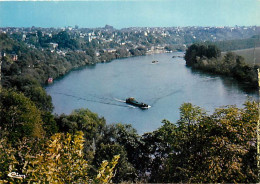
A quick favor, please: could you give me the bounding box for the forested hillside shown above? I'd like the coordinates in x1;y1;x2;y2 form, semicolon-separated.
0;30;258;183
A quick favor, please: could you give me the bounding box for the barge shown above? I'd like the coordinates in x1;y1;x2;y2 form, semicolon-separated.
126;97;150;109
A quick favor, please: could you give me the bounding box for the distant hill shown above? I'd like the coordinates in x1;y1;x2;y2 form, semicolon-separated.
213;35;260;51
222;47;260;65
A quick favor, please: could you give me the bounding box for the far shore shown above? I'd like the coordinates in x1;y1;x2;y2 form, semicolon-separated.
221;47;260;65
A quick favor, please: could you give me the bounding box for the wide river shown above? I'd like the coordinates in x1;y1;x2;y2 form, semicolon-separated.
45;53;258;134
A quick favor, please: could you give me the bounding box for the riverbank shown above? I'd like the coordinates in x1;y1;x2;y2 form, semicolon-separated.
222;47;260;65
185;43;259;89
45;52;258;134
48;48;180;84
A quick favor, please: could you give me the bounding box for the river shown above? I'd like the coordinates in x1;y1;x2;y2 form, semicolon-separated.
45;52;258;134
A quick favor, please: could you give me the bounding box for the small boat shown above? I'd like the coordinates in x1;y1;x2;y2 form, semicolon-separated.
172;56;183;58
126;97;149;109
47;77;53;84
152;60;159;64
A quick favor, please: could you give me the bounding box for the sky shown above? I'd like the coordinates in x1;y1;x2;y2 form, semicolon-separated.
0;0;259;28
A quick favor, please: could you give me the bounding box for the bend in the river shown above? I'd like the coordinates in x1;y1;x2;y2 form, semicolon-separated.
45;52;258;134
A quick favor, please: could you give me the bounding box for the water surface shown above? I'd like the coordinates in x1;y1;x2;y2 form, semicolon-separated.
45;53;258;134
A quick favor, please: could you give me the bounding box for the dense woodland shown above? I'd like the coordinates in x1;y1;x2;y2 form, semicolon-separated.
0;88;257;183
0;33;146;86
0;29;258;183
185;43;259;87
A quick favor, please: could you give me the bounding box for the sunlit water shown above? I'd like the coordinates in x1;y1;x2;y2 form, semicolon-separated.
45;53;258;134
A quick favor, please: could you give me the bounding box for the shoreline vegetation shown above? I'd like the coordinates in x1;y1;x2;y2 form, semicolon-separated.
185;43;259;88
0;26;259;183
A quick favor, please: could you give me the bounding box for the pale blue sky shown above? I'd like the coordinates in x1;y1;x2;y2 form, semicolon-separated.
0;0;259;28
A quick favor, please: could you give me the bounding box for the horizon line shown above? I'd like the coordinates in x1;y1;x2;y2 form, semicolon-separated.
1;25;259;29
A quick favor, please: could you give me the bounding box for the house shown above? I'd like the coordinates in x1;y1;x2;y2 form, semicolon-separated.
56;50;66;56
11;54;18;61
1;52;6;57
106;49;117;53
95;52;100;57
49;43;58;49
22;34;26;41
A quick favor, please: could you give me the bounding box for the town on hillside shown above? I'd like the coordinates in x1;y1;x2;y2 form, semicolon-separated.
1;25;259;60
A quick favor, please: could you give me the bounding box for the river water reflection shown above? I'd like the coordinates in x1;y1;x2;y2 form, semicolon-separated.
45;53;258;134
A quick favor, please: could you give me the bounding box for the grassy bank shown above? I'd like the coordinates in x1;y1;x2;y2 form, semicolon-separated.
185;43;258;88
222;47;260;65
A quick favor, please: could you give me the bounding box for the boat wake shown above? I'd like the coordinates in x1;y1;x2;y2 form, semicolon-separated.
149;89;183;106
114;98;136;108
126;105;137;109
114;98;126;103
53;92;137;109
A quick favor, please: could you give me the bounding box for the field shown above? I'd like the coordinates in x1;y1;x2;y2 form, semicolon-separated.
222;47;260;65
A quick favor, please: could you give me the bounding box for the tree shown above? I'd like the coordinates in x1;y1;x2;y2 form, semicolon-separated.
140;120;177;182
52;31;80;50
6;76;53;112
185;43;221;66
55;108;107;163
116;48;129;58
0;89;45;142
0;131;120;183
93;143;135;183
154;101;257;183
55;108;106;140
85;48;96;57
0;138;18;182
100;124;141;181
41;112;58;137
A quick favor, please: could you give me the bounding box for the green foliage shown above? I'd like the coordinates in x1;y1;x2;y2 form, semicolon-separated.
140;120;177;182
6;76;53;112
178;103;205;126
213;35;260;51
0;86;257;183
0;33;19;52
129;47;146;56
96;124;141;182
0;138;19;182
185;43;258;87
148;100;257;183
1;34;95;91
116;48;129;58
93;144;131;183
95;154;120;184
85;48;96;57
52;31;80;50
24;131;89;183
103;124;141;162
41;112;58;137
164;45;174;51
185;43;221;66
1;29;259;183
55;108;106;163
0;89;45;142
55;108;106;140
0;131;120;183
